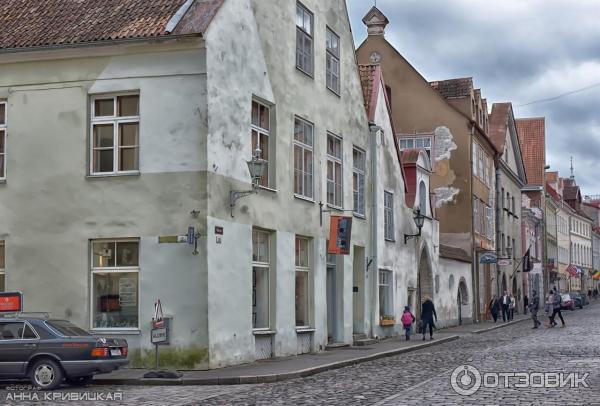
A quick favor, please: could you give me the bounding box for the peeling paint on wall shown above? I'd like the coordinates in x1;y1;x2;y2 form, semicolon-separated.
434;186;460;208
433;126;457;162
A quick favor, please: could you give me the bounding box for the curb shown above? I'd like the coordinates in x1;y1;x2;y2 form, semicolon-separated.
93;335;460;386
471;317;529;334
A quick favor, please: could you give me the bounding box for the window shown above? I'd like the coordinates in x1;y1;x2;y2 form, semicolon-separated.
0;101;5;179
251;100;270;187
91;239;139;329
296;3;313;76
400;136;432;158
378;270;393;319
512;238;516;259
473;198;480;235
419;181;427;215
47;320;89;337
485;205;494;240
353;147;365;216
295;237;311;327
252;229;271;329
384;191;395;241
326;28;340;94
326;133;343;208
90;94;139;175
0;322;27;340
472;143;478;177
294;118;314;199
0;242;4;292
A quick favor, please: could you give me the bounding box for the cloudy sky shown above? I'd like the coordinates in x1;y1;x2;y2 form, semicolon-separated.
348;0;600;195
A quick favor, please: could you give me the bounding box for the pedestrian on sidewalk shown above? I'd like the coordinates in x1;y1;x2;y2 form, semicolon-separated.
548;289;565;328
509;293;516;321
489;296;500;323
594;288;598;300
420;296;437;341
401;306;416;341
529;290;541;329
545;290;555;327
588;289;592;302
523;294;529;315
500;291;510;322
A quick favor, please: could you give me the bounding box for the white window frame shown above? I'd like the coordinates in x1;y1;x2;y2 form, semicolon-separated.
0;101;6;180
472;142;478;178
296;2;314;77
352;147;366;216
90;93;140;176
295;236;311;328
90;238;140;331
326;133;343;209
378;269;393;319
294;117;314;200
384;191;395;241
251;100;271;188
252;229;271;330
0;241;4;292
399;136;432;158
325;27;340;95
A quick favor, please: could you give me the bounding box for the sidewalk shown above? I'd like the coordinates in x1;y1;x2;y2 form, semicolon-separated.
93;315;529;386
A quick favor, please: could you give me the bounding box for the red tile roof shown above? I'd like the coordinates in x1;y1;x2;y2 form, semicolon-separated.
516;117;545;186
0;0;223;50
439;244;472;263
488;103;512;151
546;171;558;183
358;64;380;121
430;77;473;99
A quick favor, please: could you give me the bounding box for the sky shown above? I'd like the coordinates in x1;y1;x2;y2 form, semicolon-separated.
347;0;600;195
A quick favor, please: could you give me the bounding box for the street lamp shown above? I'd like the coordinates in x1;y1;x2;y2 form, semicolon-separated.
229;148;267;217
404;209;426;244
505;246;513;259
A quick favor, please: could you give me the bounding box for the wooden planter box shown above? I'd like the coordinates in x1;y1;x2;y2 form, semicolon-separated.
379;319;395;327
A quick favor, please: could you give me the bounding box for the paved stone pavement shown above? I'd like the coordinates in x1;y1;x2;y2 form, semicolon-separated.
1;305;599;405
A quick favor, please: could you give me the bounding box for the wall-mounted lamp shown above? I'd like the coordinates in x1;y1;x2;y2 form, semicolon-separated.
404;209;426;244
229;148;267;217
505;246;513;259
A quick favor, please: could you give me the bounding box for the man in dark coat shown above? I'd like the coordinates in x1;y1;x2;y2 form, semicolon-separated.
500;291;510;322
421;296;438;340
489;296;500;322
529;290;541;329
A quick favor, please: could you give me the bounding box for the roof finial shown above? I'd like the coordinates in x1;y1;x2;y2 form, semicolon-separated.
363;4;389;36
570;156;575;179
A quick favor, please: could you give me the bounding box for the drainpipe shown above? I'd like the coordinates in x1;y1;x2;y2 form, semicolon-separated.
469;123;478;323
495;163;502;297
369;123;381;339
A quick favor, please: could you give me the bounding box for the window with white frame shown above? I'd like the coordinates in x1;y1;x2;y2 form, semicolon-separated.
296;3;313;76
378;269;393;319
473;198;480;235
0;101;6;179
353;147;365;216
384;191;394;241
294;117;314;199
326;133;343;208
91;239;139;329
399;136;432;158
252;229;271;329
90;94;139;175
251;100;271;187
295;236;311;327
472;143;478;178
325;28;340;94
0;242;4;292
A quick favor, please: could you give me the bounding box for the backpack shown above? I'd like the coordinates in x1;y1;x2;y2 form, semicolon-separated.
401;311;413;326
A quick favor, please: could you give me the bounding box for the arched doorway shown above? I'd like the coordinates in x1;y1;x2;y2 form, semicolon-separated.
501;273;507;294
457;278;469;325
416;248;433;320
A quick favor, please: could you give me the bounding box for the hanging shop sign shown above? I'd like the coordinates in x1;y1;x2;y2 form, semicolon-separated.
479;252;498;264
0;292;23;313
328;216;352;255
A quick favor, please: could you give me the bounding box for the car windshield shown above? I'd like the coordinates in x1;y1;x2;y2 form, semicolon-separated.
562;294;570;300
47;320;91;337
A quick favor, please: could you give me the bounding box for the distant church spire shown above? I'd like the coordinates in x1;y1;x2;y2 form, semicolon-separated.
570;156;575;179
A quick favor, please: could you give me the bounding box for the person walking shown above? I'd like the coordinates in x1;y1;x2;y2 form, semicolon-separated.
545;290;556;327
548;289;565;328
529;290;541;329
523;294;529;315
500;291;510;322
594;288;598;300
420;296;438;341
509;293;516;321
489;296;500;323
401;306;416;341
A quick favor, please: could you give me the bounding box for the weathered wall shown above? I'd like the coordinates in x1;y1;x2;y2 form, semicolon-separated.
438;258;472;327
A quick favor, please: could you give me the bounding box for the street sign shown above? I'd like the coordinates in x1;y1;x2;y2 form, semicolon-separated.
153;300;164;329
187;226;195;245
497;259;511;266
328;216;353;255
480;253;498;264
158;235;188;244
0;292;23;313
151;328;168;344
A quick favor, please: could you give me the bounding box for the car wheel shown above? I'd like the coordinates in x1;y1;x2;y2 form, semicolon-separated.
29;358;63;390
67;375;94;386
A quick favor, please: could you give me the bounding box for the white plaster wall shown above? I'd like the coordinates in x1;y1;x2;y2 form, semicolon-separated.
437;257;472;327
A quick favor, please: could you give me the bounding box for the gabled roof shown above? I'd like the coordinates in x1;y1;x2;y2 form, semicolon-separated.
430;77;473;99
488;103;511;151
516;117;546;186
439;244;472;263
0;0;224;51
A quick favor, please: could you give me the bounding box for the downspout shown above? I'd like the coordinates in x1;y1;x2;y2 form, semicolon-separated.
469;123;478;322
495;161;502;297
369;123;381;339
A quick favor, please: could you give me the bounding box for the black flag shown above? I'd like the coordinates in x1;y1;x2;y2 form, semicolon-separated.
522;249;531;272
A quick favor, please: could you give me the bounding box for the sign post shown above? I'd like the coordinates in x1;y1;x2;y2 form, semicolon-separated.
151;300;169;369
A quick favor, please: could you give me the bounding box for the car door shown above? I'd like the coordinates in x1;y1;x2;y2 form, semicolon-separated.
0;322;39;377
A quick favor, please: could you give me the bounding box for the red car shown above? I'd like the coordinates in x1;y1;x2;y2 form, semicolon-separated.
561;294;575;311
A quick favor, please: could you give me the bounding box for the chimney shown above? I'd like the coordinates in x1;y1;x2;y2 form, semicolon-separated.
362;6;389;36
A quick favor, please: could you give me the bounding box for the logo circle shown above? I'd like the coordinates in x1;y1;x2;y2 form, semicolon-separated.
450;365;482;396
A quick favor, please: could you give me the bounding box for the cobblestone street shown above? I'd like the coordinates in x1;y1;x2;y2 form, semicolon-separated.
2;305;599;405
